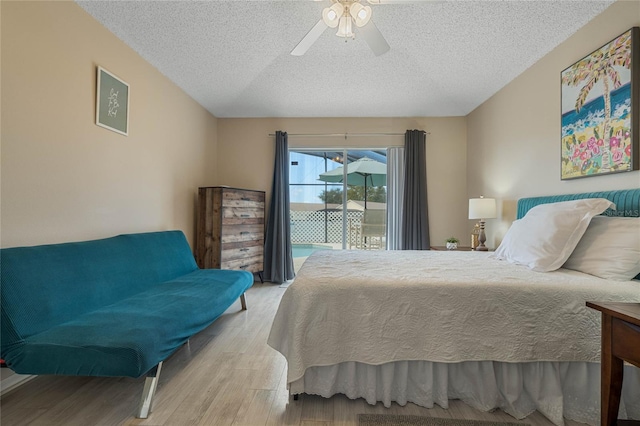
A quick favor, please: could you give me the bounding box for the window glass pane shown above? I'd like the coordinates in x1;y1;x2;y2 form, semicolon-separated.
289;149;388;270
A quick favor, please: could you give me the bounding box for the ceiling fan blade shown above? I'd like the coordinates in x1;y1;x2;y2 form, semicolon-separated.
358;20;390;56
291;19;328;56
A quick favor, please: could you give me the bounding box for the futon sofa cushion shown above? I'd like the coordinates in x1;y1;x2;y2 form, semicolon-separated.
1;232;200;341
1;231;254;379
4;269;250;377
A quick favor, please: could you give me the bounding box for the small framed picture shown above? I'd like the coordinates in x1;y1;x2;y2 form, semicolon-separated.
96;66;129;136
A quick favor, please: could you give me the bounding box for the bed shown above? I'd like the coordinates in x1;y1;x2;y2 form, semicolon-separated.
267;189;640;425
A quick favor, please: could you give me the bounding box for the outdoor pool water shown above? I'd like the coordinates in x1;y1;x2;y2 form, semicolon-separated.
292;244;332;258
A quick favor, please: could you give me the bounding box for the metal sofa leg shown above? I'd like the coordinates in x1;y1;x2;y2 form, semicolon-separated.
240;293;247;310
137;362;163;419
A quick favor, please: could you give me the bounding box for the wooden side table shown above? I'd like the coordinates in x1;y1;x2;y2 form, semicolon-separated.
430;246;474;251
430;246;492;252
586;302;640;426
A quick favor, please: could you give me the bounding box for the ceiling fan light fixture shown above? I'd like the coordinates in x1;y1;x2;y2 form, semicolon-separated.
322;3;344;28
350;3;372;27
336;16;354;38
292;0;389;57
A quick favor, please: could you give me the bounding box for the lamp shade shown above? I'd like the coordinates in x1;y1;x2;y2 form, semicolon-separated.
350;3;372;27
336;15;354;38
322;3;344;28
469;197;497;219
336;16;354;37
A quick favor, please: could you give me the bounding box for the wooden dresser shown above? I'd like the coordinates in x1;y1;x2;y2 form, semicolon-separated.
195;187;265;280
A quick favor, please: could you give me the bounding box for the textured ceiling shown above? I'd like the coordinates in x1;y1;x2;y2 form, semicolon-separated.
77;0;614;118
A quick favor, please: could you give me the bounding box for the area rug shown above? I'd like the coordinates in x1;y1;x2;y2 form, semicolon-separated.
358;414;527;426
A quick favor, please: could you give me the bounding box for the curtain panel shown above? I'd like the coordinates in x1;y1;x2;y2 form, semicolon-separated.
401;130;430;250
386;147;405;250
263;131;295;283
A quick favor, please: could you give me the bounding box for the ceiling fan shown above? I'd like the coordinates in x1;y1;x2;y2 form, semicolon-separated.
291;0;391;57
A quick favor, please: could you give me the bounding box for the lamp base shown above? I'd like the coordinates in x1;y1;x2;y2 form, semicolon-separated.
475;219;488;251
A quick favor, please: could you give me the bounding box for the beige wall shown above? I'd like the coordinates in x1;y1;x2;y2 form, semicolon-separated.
467;0;640;248
217;117;468;246
5;1;635;254
1;1;218;248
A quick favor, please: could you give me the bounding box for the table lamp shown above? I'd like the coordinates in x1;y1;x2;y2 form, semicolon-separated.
468;196;497;251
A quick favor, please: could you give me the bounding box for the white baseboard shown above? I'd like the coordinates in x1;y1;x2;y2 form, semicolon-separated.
1;373;35;396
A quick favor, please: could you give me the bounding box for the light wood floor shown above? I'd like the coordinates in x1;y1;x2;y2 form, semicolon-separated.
0;283;584;426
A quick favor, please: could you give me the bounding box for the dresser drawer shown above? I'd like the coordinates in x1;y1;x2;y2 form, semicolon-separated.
221;225;263;243
222;190;265;209
221;241;263;261
221;255;263;273
222;207;264;225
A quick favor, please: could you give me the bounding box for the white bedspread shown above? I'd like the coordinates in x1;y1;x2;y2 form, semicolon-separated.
267;250;640;384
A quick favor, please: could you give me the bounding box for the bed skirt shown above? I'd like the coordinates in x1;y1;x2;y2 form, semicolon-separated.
289;360;640;426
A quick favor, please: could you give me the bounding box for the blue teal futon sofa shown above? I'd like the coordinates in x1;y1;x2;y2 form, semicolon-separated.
0;230;253;418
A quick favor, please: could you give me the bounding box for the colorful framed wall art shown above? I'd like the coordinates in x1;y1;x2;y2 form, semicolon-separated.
561;27;639;180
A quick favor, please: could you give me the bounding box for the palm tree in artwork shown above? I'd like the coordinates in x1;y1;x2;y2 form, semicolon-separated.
561;30;632;169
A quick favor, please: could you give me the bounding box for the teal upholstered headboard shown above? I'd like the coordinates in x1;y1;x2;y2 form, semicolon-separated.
516;188;640;219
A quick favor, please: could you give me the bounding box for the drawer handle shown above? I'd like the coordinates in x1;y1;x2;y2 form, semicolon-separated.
240;214;250;218
240;265;248;269
240;231;249;235
240;248;249;252
241;197;251;201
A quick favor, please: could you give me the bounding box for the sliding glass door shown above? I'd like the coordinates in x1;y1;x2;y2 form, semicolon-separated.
289;149;387;261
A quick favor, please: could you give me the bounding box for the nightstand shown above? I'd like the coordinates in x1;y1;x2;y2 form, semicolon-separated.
586;302;640;426
430;246;474;251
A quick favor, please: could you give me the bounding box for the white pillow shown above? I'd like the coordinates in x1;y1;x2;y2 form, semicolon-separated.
492;198;615;272
562;216;640;281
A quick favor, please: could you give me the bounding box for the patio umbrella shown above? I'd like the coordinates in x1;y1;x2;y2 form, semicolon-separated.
318;157;387;209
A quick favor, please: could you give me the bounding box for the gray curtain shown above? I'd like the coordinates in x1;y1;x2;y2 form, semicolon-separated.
401;130;430;250
386;147;405;250
263;131;295;283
